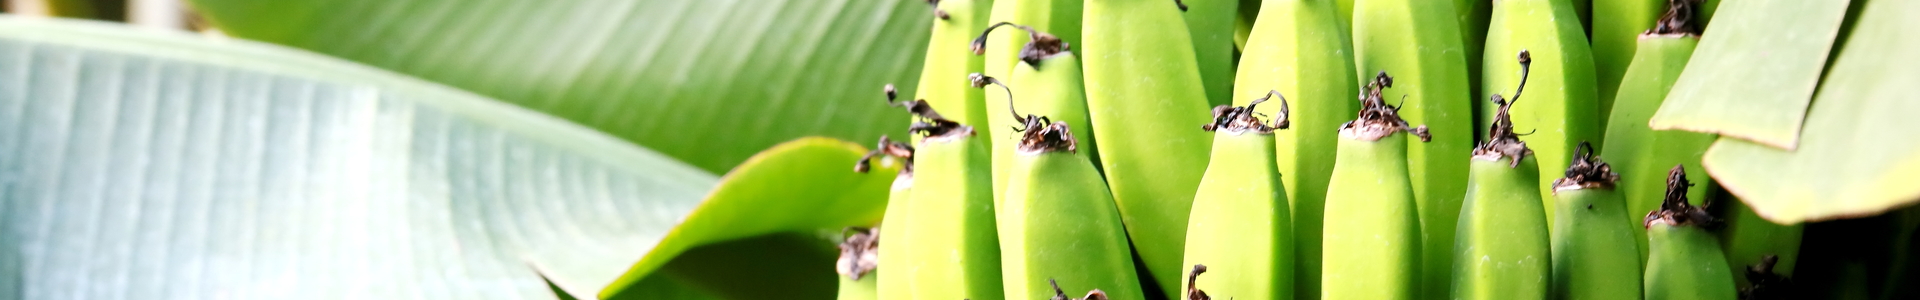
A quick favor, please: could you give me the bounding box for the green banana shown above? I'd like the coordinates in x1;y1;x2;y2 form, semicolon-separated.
1083;0;1217;295
972;23;1097;213
1233;0;1260;50
1352;0;1475;298
981;0;1082;198
1232;0;1357;298
1451;56;1550;300
1594;10;1712;265
914;0;996;130
1481;0;1602;224
857;86;918;300
902;118;1004;299
1716;200;1802;291
1181;91;1294;300
1589;0;1665;125
1180;0;1240;108
990;75;1145;300
1642;166;1738;300
836;227;881;300
1548;145;1644;300
1322;73;1429;300
1453;0;1490;131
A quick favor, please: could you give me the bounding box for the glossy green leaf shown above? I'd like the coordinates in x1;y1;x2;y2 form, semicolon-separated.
1702;0;1920;223
0;17;719;299
600;137;899;299
186;0;934;174
1649;0;1851;149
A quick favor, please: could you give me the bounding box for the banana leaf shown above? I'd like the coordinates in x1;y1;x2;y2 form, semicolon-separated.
1649;0;1851;149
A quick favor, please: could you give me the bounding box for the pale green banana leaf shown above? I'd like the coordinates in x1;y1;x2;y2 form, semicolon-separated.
184;0;933;174
0;16;733;299
1702;0;1920;223
1649;0;1851;149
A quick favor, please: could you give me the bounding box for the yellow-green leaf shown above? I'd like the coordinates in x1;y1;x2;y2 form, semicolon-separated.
1649;0;1851;149
1703;0;1920;223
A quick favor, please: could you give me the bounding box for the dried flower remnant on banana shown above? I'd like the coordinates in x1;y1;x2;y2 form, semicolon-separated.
1048;279;1113;300
1184;264;1211;300
1342;71;1431;142
1644;165;1719;228
971;73;1076;154
1649;0;1700;35
1739;255;1797;300
1553;142;1618;191
836;227;881;280
882;82;969;139
1203;91;1290;134
1476;51;1536;167
971;22;1070;67
854;85;920;177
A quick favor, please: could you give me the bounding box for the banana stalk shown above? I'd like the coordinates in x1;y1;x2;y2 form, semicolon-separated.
994;76;1145;300
1180;0;1240;107
1595;8;1711;265
973;23;1097;211
1182;91;1294;300
982;0;1082;197
836;227;881;300
1481;0;1602;224
914;0;996;131
1322;73;1429;300
1549;146;1644;300
1352;0;1475;298
1642;166;1738;300
1589;0;1664;124
1233;1;1357;298
1083;0;1218;295
1451;57;1550;300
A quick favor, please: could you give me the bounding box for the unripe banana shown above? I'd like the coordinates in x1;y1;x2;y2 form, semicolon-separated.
994;76;1145;300
970;24;1097;214
1549;146;1644;300
1180;0;1240;108
1232;1;1357;298
1642;166;1738;300
902;123;1004;300
1716;200;1802;291
1453;0;1490;128
1589;0;1664;123
858;86;918;300
837;227;881;300
1181;91;1294;300
914;0;996;130
1322;73;1429;300
1083;0;1218;295
1481;0;1602;225
1352;1;1475;298
1594;10;1711;265
1450;58;1550;300
982;0;1081;183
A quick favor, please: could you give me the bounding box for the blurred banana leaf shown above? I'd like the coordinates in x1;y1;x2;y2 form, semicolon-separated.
0;17;726;299
1702;0;1920;224
1649;0;1851;149
186;0;934;174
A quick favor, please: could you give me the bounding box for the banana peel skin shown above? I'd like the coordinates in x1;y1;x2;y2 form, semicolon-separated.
1182;91;1295;300
1549;150;1645;300
1321;73;1429;300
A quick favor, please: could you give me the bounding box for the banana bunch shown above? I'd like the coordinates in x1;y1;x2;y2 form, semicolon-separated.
872;83;1006;300
1083;0;1217;295
1232;1;1357;298
1350;1;1476;298
1322;72;1429;300
1182;91;1294;300
1179;0;1239;108
1642;166;1738;300
1480;0;1602;224
1450;52;1550;300
1590;0;1665;124
989;72;1145;300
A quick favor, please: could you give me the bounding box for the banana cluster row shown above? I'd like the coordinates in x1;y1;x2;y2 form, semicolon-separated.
833;0;1791;299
